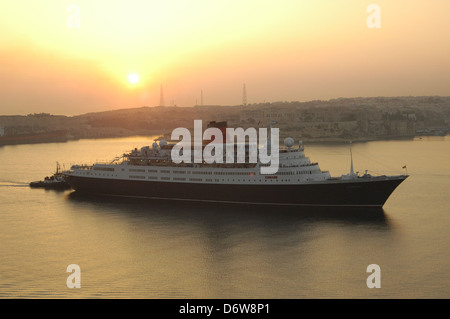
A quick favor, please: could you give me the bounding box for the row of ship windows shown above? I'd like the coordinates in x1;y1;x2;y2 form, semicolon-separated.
127;169;316;175
81;170;318;177
93;167;115;172
131;176;303;182
95;161;312;174
78;171;321;181
120;175;209;182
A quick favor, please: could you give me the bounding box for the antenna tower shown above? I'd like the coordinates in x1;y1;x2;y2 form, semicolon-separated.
242;83;247;106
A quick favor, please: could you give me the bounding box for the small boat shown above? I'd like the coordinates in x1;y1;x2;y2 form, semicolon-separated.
30;162;71;190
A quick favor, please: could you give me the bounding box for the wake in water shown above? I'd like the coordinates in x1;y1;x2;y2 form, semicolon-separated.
0;180;29;187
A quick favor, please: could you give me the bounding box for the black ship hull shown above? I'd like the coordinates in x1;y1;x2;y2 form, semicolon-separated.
64;175;408;207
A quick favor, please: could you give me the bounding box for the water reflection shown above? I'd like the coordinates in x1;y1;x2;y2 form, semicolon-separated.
66;191;390;230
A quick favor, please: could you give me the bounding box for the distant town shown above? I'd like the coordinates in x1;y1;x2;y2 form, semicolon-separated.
1;96;449;145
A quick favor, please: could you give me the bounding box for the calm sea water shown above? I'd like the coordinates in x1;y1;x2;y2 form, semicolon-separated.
0;136;449;298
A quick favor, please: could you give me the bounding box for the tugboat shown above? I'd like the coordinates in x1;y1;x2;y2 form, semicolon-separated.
30;162;71;190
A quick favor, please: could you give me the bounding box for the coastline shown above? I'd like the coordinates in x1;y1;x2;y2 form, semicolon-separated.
1;131;447;147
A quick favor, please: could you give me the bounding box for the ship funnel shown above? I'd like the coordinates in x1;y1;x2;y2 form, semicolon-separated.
205;121;228;144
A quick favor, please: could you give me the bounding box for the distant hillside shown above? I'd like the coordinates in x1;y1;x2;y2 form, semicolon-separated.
1;96;449;142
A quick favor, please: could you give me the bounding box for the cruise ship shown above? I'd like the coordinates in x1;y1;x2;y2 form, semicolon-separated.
63;122;408;207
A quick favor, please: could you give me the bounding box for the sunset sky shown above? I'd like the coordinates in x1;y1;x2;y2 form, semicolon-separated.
1;0;449;115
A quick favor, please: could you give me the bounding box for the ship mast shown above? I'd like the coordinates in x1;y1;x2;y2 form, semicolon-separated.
349;141;354;175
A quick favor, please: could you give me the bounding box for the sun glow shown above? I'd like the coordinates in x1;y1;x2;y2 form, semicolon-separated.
128;73;140;84
0;1;449;114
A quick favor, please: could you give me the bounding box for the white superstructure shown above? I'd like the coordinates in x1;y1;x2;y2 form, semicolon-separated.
68;139;331;185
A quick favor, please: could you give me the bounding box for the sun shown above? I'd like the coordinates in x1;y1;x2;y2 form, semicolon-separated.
128;73;140;84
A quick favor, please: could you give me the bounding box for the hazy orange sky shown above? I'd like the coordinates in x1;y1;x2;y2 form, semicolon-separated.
1;0;449;115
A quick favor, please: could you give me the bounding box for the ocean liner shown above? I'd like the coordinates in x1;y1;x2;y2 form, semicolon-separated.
63;121;408;207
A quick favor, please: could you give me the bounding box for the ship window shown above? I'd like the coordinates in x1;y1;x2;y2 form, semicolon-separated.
192;171;212;175
94;167;115;172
